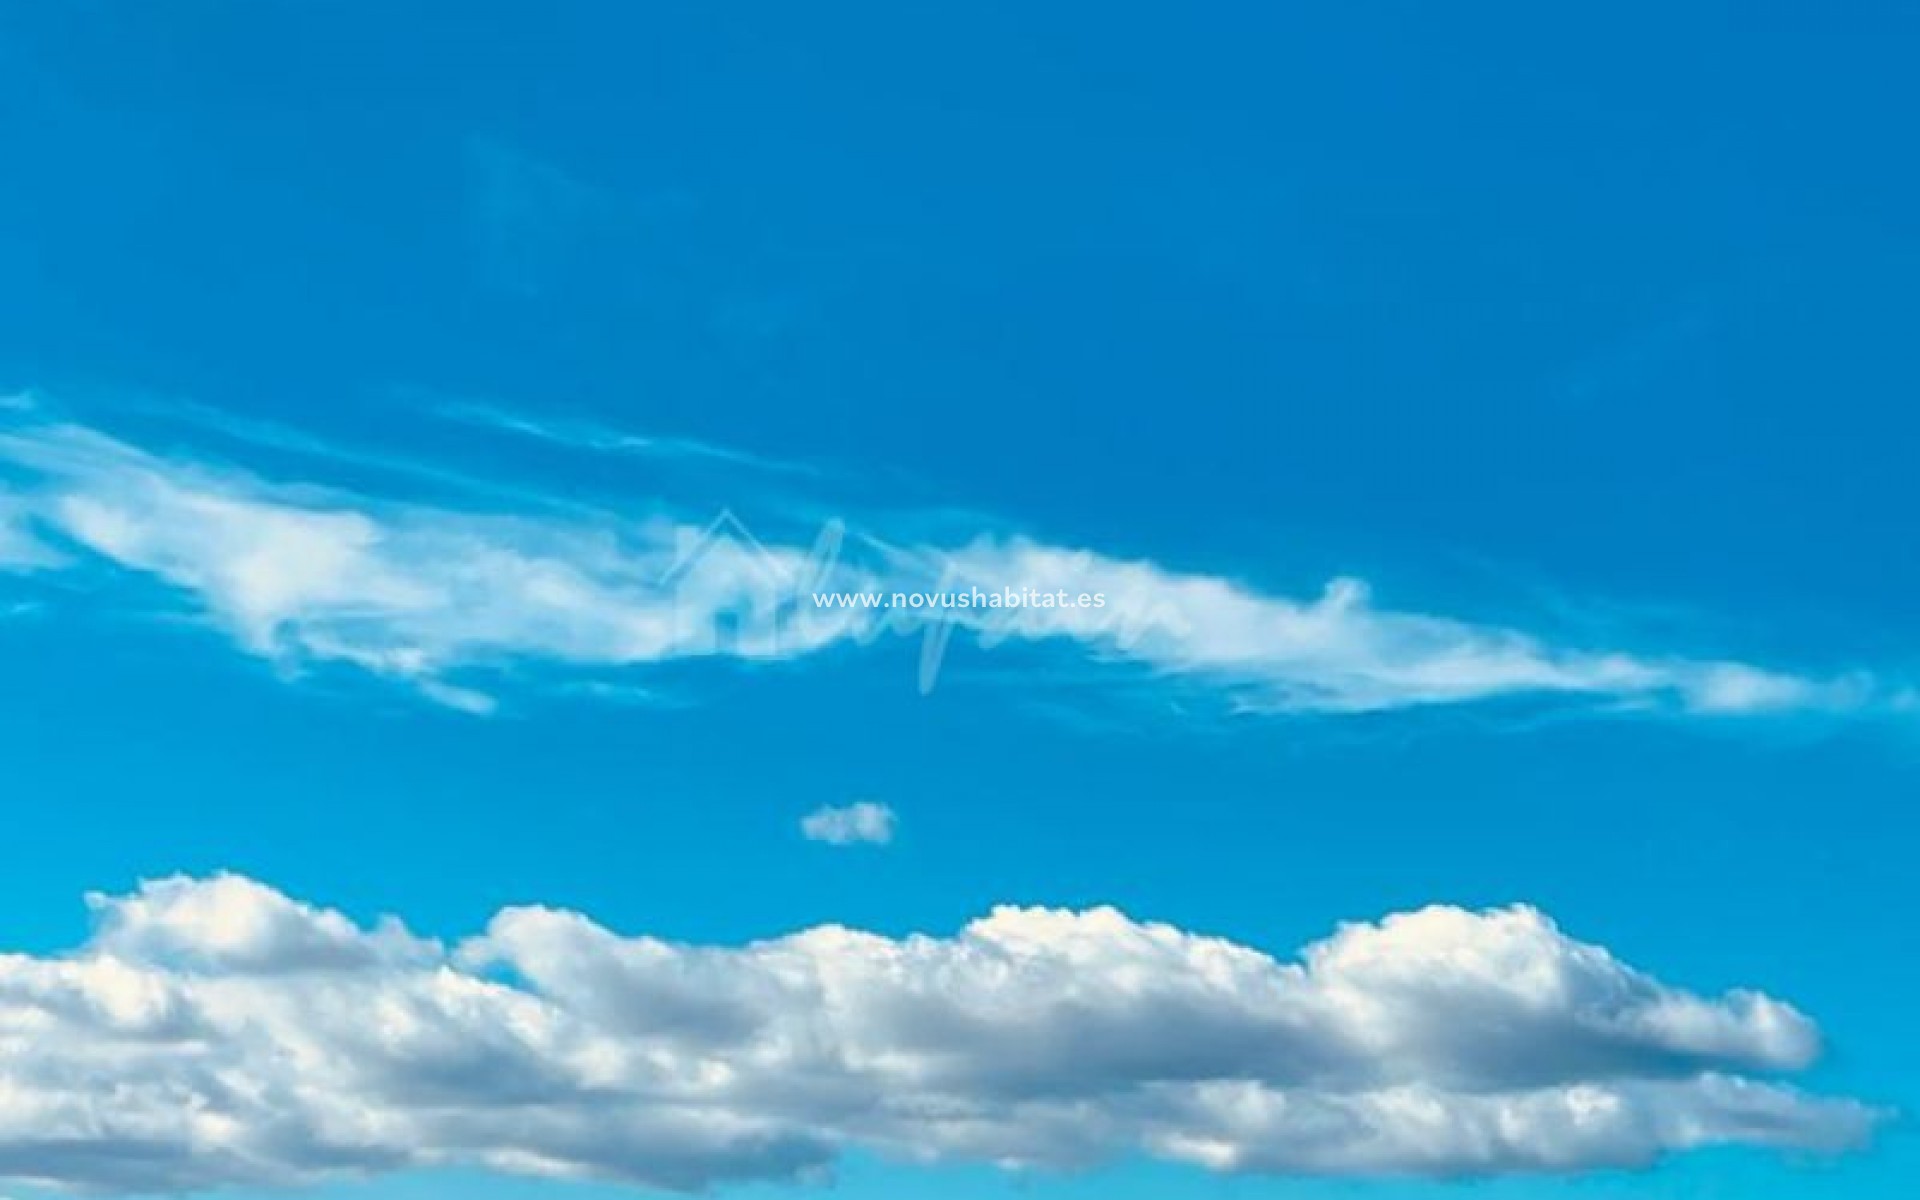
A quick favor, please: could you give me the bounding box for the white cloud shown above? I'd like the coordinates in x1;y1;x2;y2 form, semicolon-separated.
0;408;1900;720
931;539;1885;716
800;801;897;845
0;874;1874;1194
0;422;869;708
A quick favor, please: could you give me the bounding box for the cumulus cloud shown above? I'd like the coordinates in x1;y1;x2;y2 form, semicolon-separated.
0;874;1875;1194
0;405;1899;719
800;801;897;845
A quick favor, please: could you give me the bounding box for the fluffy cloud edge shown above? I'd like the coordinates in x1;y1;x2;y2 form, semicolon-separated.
0;873;1882;1195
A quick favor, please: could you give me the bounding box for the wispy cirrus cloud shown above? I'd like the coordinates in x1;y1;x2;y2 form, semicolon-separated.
0;872;1876;1194
0;419;863;707
430;396;823;478
0;399;1903;721
932;538;1886;716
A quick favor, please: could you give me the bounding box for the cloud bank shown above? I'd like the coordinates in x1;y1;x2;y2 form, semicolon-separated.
0;874;1876;1194
0;403;1899;719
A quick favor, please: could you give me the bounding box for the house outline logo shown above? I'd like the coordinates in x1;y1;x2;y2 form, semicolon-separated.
658;508;805;657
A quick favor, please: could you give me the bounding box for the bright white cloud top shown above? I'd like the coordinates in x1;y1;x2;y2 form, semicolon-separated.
0;402;1901;719
0;874;1874;1194
800;800;897;845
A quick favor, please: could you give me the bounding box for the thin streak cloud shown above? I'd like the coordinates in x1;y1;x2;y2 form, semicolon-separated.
0;403;1904;723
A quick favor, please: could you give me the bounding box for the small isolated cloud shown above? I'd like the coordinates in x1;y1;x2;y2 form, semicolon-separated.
0;874;1877;1194
801;800;896;845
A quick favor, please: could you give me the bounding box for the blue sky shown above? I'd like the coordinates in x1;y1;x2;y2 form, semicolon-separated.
1;3;1918;1197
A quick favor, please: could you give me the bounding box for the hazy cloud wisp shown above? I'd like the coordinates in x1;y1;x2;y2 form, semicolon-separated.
0;404;1899;722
